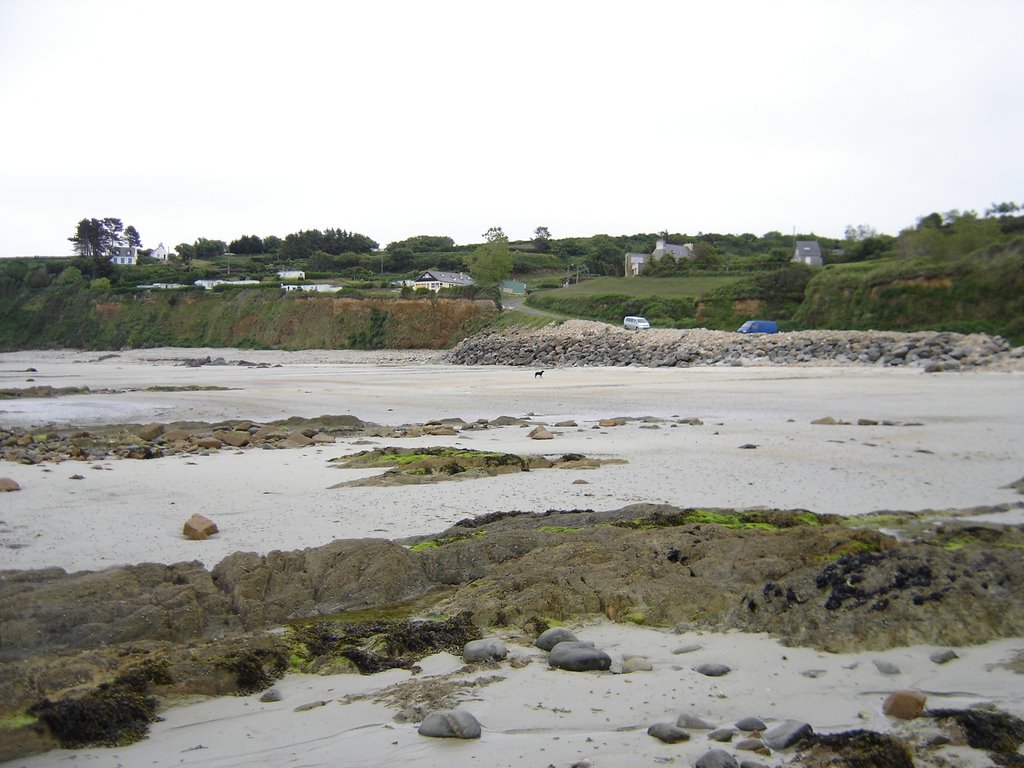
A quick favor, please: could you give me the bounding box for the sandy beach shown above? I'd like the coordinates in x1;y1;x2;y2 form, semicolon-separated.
2;348;1023;767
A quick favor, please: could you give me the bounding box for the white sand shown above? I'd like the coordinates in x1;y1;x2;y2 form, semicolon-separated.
2;349;1023;767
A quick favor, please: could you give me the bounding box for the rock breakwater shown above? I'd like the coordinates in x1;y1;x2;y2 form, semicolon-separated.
445;320;1022;369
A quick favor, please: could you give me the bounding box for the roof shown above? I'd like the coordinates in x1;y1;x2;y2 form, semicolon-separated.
794;241;822;256
415;270;475;286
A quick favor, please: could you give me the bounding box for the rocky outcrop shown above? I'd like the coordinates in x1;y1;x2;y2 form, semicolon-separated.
0;562;239;661
444;320;1020;369
3;503;1023;753
211;538;430;630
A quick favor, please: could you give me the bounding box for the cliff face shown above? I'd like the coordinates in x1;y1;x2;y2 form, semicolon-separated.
0;291;497;351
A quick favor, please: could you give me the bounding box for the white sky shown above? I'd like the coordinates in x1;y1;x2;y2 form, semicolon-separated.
1;0;1022;257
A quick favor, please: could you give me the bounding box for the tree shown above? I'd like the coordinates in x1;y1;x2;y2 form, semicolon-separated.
984;201;1020;218
533;226;551;252
229;234;264;254
466;231;512;288
124;225;142;248
482;226;507;243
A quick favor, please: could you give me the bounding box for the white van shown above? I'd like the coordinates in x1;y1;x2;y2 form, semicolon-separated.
623;316;650;330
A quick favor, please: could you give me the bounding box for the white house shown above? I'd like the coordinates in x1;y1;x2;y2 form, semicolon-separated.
624;237;695;276
281;283;342;293
150;243;170;261
109;244;138;266
793;241;823;267
194;279;261;290
277;270;305;280
412;270;475;291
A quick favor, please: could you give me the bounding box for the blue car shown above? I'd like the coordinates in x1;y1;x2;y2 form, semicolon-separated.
737;320;778;334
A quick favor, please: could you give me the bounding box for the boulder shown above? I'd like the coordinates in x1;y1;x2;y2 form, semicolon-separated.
677;713;717;730
137;423;165;441
694;662;731;677
695;748;739;768
548;644;611;672
598;418;626;427
282;431;315;448
735;716;767;731
528;426;554;440
647;722;690;743
463;638;508;663
0;477;21;492
534;627;577;651
882;690;926;719
763;719;813;749
213;430;250;448
183;514;219;540
195;436;223;450
417;709;482;739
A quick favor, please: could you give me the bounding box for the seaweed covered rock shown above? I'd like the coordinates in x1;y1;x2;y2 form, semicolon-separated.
794;730;914;768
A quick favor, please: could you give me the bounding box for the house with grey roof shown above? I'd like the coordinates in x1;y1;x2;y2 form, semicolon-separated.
793;241;823;267
413;270;475;291
624;237;695;276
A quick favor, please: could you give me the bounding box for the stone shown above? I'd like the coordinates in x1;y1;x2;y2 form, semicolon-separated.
708;728;735;742
463;638;508;663
673;643;703;654
161;428;193;442
647;722;690;743
598;418;626;427
735;737;770;754
763;719;813;750
882;690;926;719
528;426;554;440
294;700;328;712
259;688;283;702
195;436;223;450
137;423;165;441
282;431;315;448
811;416;838;425
183;513;219;540
930;649;959;664
695;748;739;768
554;420;578;427
548;644;612;672
677;713;717;730
694;662;731;677
735;716;766;732
417;709;482;739
0;477;21;492
873;659;901;675
535;627;577;651
213;429;250;448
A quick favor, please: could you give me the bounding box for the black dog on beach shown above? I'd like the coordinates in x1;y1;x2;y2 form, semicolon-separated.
534;370;544;378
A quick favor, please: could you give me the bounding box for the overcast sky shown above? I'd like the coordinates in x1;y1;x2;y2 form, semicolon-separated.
1;0;1022;258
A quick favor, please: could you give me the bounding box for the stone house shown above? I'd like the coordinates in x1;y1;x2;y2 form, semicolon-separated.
793;241;823;267
624;237;695;276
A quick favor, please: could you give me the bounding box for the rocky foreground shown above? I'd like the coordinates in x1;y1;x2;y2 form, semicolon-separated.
2;502;1023;761
446;320;1024;370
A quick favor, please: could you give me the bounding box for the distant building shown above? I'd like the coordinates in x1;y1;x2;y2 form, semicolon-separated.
500;279;527;296
277;270;305;280
413;270;475;291
281;283;342;293
624;237;695;276
150;243;170;261
194;279;261;290
793;241;823;267
109;244;138;266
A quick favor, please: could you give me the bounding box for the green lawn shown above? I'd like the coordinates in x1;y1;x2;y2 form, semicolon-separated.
548;275;740;298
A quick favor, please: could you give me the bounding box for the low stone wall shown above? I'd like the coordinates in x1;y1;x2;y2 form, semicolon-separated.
445;320;1022;370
